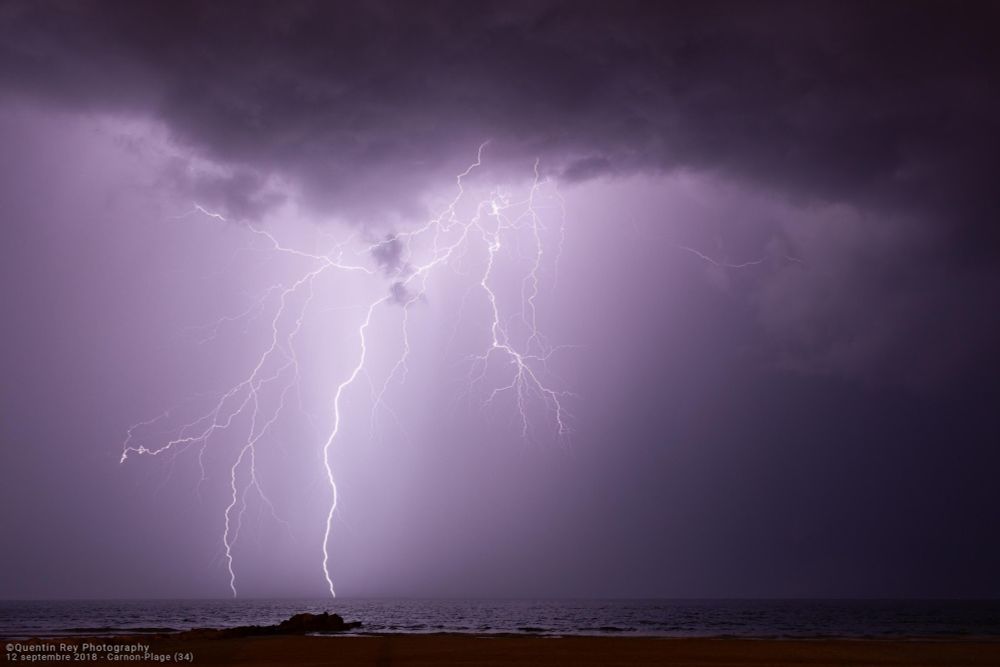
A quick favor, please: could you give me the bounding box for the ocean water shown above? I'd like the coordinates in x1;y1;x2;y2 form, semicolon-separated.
1;599;998;639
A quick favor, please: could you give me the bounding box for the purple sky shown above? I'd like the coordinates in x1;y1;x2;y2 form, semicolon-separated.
1;1;999;600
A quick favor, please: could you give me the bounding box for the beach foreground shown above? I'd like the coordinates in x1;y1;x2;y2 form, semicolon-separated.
9;635;1000;666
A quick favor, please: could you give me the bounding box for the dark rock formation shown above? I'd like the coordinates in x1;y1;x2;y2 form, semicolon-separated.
275;612;361;634
177;612;362;639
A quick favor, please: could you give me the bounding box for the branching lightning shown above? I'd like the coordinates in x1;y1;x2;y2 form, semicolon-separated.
121;145;571;597
677;245;804;269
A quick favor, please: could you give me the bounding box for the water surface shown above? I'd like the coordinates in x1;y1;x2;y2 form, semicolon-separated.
2;599;998;639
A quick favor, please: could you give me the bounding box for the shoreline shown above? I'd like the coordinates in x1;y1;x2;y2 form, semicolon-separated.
6;634;1000;666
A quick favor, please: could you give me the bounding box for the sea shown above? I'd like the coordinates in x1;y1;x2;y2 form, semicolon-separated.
1;599;998;639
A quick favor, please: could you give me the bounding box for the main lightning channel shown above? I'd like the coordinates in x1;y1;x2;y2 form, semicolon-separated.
121;146;571;597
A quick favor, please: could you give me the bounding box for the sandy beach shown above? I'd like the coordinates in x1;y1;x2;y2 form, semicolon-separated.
7;635;999;666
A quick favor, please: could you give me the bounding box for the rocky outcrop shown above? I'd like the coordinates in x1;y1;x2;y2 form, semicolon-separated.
178;612;362;639
274;612;362;634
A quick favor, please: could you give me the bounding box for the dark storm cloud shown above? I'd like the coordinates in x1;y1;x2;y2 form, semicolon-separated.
370;235;420;303
159;160;286;221
370;235;406;275
1;0;998;385
1;0;997;240
388;281;412;305
560;156;615;183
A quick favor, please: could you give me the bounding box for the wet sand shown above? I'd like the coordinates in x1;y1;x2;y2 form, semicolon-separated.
10;635;1000;666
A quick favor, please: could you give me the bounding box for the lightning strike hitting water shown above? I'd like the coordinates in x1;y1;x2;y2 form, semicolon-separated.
121;146;571;597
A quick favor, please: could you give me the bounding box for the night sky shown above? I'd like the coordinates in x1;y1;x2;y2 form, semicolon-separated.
1;1;998;600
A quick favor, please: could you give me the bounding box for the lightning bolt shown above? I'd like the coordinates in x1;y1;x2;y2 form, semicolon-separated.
121;144;571;597
677;245;804;269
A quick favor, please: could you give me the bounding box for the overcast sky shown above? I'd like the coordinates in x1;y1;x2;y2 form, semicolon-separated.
1;0;998;599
